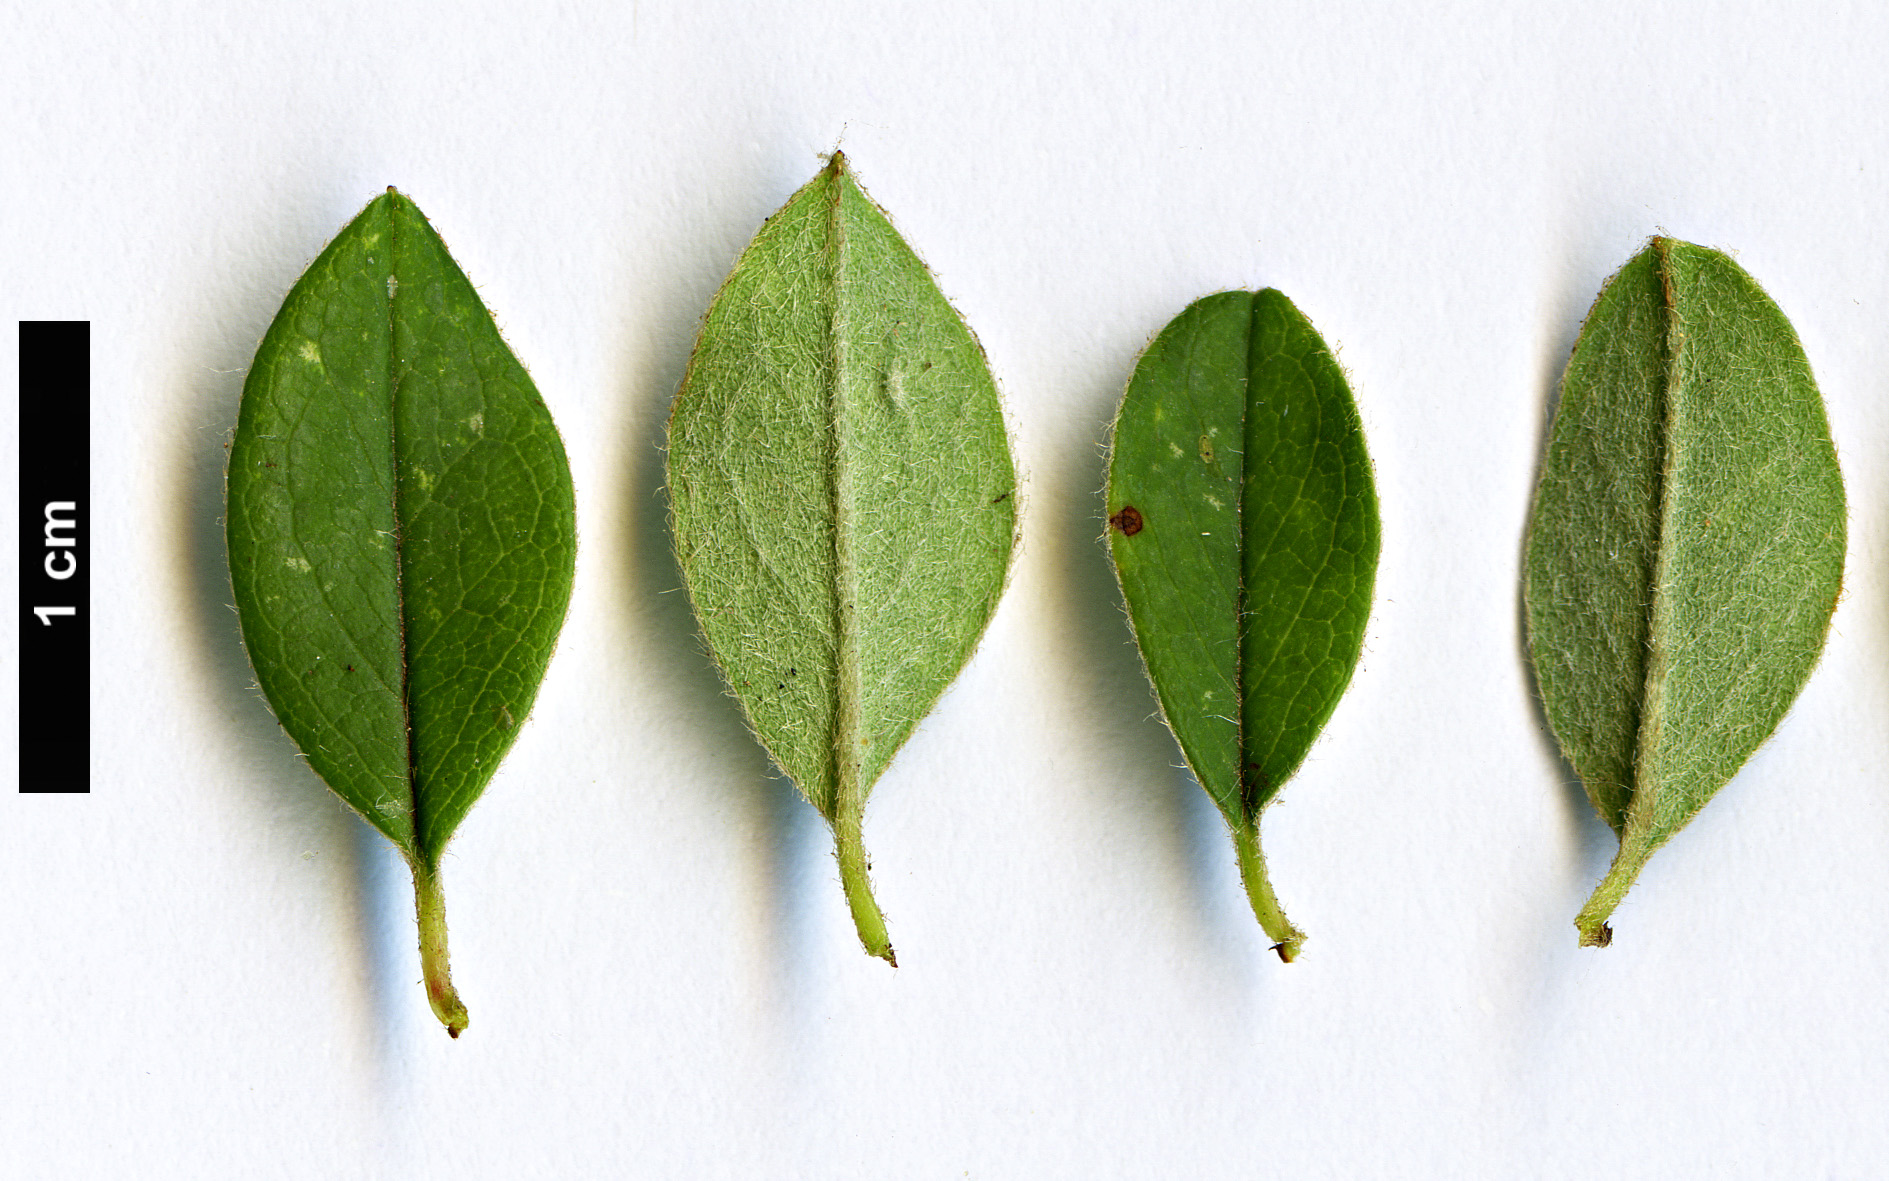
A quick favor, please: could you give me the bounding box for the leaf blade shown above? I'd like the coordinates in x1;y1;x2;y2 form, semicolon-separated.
386;192;578;864
1107;290;1379;955
229;195;413;851
1525;238;1845;944
667;155;1017;961
1521;248;1667;835
1240;290;1381;802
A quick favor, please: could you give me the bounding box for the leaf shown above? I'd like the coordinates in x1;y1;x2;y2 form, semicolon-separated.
666;153;1017;965
1106;290;1380;961
1524;237;1845;947
226;190;577;1034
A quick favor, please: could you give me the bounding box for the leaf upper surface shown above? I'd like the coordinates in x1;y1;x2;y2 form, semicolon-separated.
228;191;576;868
1107;290;1379;823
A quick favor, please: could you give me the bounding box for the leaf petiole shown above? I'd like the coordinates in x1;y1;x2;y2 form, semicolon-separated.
1232;820;1303;962
1573;831;1655;947
410;859;469;1037
833;803;896;967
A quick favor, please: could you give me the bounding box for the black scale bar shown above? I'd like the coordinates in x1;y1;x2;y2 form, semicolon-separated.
18;322;89;792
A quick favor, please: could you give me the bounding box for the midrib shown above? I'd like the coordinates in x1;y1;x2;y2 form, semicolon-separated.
385;195;424;858
1627;239;1685;841
1233;302;1256;823
825;165;865;818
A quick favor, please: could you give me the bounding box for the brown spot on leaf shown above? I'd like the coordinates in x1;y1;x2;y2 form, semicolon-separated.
1109;505;1144;536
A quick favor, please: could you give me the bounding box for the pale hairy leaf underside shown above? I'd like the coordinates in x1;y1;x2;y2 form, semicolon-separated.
667;155;1017;962
1525;238;1844;945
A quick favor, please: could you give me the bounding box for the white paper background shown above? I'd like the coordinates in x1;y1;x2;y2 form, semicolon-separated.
5;2;1889;1177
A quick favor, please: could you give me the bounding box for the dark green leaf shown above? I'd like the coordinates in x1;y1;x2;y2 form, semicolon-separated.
667;154;1017;964
227;190;576;1033
1525;238;1845;946
1106;290;1379;960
